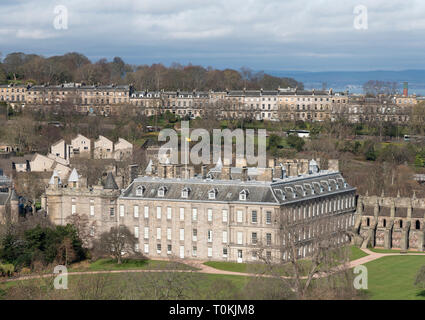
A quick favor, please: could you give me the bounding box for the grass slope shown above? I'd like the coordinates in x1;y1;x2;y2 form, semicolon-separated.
205;246;368;275
363;255;425;300
70;258;197;272
349;246;369;261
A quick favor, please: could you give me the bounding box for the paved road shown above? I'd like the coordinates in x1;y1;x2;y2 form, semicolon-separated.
1;248;424;283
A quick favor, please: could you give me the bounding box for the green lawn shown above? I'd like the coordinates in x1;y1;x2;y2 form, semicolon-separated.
205;246;366;275
70;258;197;272
350;246;369;261
204;259;312;276
362;255;425;300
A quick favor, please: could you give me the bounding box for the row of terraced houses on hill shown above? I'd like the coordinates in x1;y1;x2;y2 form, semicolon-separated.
0;83;420;123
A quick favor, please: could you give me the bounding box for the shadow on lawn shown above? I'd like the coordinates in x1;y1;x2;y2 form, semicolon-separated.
416;290;425;297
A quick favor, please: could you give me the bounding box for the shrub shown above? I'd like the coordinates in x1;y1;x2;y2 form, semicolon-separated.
0;263;15;277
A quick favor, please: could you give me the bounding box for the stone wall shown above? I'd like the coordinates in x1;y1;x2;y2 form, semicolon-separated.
354;194;425;251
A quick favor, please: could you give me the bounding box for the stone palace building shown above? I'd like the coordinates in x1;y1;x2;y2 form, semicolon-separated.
42;158;357;263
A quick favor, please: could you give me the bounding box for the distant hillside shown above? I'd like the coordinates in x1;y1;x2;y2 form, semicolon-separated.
267;70;425;95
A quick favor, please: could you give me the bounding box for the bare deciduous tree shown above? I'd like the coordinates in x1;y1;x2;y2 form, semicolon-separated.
94;225;138;264
249;206;356;300
65;213;96;249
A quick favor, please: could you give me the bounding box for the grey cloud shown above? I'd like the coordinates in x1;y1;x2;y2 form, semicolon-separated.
0;0;424;70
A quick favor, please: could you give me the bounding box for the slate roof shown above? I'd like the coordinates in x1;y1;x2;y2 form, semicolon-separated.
104;172;119;190
121;171;355;205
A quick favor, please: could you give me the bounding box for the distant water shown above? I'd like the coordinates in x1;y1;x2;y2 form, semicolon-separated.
268;70;425;96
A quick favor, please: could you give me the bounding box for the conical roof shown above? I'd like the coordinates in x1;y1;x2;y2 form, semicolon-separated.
68;168;79;182
104;172;119;190
49;170;61;185
145;160;153;174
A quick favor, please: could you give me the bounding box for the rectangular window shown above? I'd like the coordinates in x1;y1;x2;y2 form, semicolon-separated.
167;207;172;220
156;228;161;240
180;208;185;221
252;232;257;244
144;227;149;239
208;247;212;257
180;229;185;241
266;233;272;246
222;209;228;222
90;205;94;216
207;209;213;222
134;226;139;238
144;206;149;218
192;208;197;221
134;205;139;218
71;204;76;215
156;207;161;219
110;207;115;217
119;205;125;217
207;230;213;242
237;232;243;245
266;211;272;224
237;210;243;223
223;248;228;258
167;228;172;240
192;246;197;256
157;244;161;253
167;244;172;254
144;244;149;253
192;229;197;241
222;231;228;243
251;211;257;223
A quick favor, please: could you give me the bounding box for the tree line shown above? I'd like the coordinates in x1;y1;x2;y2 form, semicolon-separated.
0;52;303;91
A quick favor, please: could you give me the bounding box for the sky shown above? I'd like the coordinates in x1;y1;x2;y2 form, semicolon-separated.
1;0;425;71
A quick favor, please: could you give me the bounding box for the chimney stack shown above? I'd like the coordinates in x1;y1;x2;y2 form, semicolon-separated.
241;166;248;181
288;161;299;177
268;158;276;168
221;166;232;180
166;165;174;179
273;165;283;179
201;165;207;179
298;159;309;175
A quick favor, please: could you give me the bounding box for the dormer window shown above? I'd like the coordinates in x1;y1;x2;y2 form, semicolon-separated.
136;185;145;196
275;189;286;201
208;188;217;200
181;187;190;198
158;186;167;197
239;189;249;201
295;185;305;197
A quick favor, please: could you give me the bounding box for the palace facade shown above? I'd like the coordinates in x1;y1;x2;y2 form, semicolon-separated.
42;159;357;263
